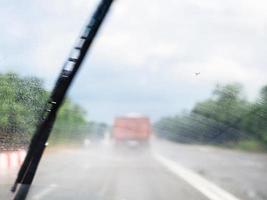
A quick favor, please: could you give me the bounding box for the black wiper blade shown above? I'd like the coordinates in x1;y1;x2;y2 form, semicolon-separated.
11;0;115;199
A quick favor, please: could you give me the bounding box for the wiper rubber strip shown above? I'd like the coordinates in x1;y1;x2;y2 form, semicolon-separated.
11;0;115;199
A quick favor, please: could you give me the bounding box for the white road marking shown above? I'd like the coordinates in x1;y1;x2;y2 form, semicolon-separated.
31;184;58;200
153;153;241;200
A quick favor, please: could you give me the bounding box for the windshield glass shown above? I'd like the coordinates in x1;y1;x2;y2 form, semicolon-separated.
1;0;267;200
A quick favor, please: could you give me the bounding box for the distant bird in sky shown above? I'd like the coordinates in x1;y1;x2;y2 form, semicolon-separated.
195;72;200;76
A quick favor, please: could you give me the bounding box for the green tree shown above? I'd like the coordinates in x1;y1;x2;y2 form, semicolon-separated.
0;73;48;133
243;86;267;144
154;83;251;144
0;73;48;149
51;99;88;144
0;72;89;149
194;83;248;127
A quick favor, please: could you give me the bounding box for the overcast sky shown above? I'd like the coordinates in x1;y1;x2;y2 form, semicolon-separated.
0;0;267;123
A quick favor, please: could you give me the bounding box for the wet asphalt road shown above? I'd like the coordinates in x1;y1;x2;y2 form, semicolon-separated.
1;138;267;200
25;145;208;200
153;139;267;200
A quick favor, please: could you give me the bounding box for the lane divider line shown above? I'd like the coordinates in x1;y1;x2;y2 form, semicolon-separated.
153;153;241;200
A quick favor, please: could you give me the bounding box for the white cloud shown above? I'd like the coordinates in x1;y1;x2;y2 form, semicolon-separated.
0;0;267;121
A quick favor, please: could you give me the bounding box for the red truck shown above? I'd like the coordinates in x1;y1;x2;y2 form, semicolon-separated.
112;115;151;146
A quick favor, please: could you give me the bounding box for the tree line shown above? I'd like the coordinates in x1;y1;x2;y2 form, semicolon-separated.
154;83;267;151
0;72;101;150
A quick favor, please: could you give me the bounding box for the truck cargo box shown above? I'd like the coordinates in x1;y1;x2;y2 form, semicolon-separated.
112;116;151;143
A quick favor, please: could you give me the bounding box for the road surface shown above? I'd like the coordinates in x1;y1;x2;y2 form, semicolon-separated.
1;138;267;200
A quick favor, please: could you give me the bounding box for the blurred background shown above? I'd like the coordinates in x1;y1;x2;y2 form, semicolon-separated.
0;0;267;200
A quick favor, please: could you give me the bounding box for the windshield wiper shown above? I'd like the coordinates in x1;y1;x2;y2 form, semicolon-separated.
11;0;115;199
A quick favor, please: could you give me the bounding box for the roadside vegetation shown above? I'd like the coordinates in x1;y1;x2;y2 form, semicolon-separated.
0;72;105;150
154;83;267;151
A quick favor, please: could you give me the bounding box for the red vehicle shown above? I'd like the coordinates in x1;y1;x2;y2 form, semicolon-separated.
112;115;151;146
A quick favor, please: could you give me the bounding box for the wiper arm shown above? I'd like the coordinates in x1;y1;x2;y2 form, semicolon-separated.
11;0;115;199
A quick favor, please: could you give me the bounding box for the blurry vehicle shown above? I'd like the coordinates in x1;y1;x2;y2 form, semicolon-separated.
112;114;152;147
